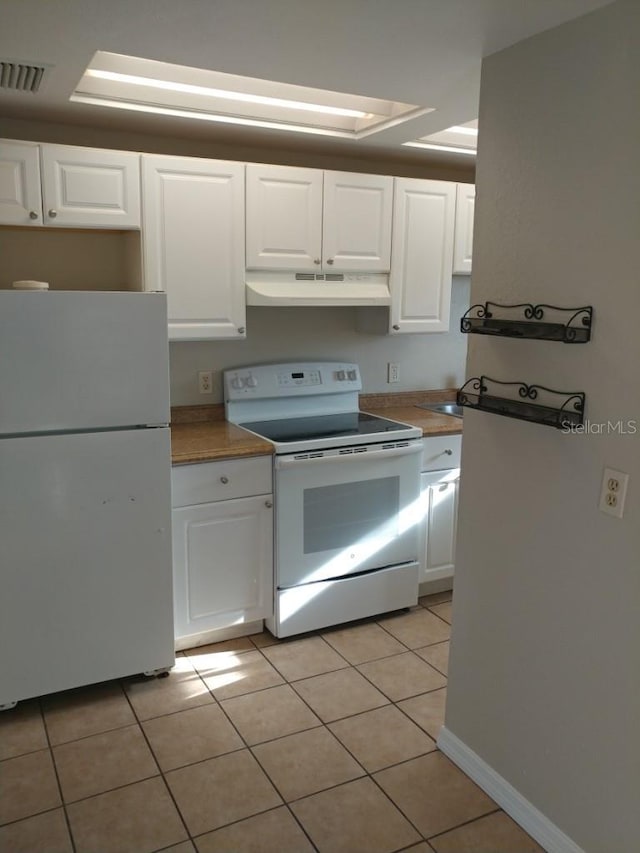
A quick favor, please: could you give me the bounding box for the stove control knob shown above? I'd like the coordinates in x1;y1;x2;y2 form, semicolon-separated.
246;375;258;388
231;376;245;390
347;369;357;381
336;370;346;381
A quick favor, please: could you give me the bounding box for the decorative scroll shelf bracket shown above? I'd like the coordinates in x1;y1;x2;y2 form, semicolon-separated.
457;377;586;430
460;302;593;343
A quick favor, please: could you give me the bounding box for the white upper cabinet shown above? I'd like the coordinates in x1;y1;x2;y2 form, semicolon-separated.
246;165;322;270
40;145;140;228
322;171;393;271
142;154;246;341
246;163;393;273
453;182;475;275
389;178;456;333
0;141;42;225
0;140;141;228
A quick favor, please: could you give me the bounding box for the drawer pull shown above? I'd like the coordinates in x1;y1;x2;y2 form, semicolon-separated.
220;476;229;484
265;500;273;508
444;449;453;455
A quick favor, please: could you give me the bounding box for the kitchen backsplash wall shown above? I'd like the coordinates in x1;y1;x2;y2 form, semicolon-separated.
169;278;470;405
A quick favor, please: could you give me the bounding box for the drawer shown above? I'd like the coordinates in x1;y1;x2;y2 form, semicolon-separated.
172;455;272;507
422;434;462;471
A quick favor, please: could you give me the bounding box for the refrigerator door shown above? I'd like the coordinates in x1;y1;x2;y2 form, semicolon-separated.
0;291;169;434
0;427;174;706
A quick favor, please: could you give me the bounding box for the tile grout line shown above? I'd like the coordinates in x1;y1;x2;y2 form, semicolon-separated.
38;696;77;853
172;655;322;850
120;676;194;848
244;748;324;853
2;597;459;849
244;653;438;847
425;806;503;845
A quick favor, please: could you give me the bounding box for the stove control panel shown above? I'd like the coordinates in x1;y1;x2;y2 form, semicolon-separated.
224;362;362;405
277;369;322;388
229;372;258;391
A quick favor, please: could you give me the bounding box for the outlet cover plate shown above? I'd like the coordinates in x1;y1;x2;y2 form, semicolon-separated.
599;467;629;518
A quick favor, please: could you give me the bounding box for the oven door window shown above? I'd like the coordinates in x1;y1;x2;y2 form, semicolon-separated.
303;476;399;554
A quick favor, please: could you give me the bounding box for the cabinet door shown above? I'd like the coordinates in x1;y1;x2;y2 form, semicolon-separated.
246;164;322;270
453;183;475;275
172;495;273;641
322;171;393;271
419;469;459;584
40;144;140;228
142;155;246;340
0;140;43;225
389;178;456;333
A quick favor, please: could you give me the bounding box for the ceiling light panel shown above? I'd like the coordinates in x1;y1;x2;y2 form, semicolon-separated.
72;51;432;138
404;120;478;155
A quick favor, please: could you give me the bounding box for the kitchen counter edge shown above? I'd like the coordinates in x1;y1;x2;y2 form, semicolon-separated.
170;394;463;465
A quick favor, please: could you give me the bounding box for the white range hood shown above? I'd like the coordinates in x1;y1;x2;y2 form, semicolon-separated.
245;271;391;307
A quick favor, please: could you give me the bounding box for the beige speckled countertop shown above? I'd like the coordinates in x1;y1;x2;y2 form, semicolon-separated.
170;405;272;464
170;390;462;465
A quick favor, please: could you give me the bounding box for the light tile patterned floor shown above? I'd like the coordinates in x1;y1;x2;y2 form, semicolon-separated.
0;591;545;852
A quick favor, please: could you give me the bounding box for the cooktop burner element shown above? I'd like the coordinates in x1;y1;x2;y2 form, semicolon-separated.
224;361;422;454
241;411;416;444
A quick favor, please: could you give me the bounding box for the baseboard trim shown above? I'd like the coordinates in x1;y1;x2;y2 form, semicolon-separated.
437;727;585;853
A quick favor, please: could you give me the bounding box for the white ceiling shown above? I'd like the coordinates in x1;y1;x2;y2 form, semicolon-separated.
0;0;613;162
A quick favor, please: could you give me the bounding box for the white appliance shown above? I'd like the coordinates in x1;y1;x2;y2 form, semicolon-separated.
225;362;423;637
245;271;391;307
0;291;174;710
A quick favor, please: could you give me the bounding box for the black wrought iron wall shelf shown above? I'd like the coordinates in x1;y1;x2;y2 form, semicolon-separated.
457;377;585;429
460;302;593;343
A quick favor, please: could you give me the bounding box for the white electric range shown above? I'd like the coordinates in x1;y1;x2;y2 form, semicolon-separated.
224;362;423;638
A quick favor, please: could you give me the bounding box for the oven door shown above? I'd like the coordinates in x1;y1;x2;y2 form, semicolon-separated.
274;439;422;588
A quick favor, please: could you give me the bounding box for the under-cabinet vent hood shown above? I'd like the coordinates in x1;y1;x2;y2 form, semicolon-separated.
246;271;391;307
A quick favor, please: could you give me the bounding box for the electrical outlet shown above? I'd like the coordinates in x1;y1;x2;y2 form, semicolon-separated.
387;362;400;383
599;467;629;518
198;370;213;395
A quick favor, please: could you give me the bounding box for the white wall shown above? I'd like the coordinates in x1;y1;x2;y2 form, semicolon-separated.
170;278;469;404
445;2;640;852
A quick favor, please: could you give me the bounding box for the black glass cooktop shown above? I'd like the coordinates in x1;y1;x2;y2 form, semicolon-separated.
241;411;414;443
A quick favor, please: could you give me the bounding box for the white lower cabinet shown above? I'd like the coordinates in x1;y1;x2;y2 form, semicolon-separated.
171;457;273;647
419;435;462;586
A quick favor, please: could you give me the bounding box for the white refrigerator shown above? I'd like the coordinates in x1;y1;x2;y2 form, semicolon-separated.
0;291;174;709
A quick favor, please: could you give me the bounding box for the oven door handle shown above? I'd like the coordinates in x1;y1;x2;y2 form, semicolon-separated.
275;441;422;469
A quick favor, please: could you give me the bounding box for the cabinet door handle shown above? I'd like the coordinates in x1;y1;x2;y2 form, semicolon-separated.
237;327;245;335
265;500;273;508
48;209;58;218
313;258;321;265
392;324;400;331
326;258;334;265
29;210;38;220
444;449;453;455
220;476;229;484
